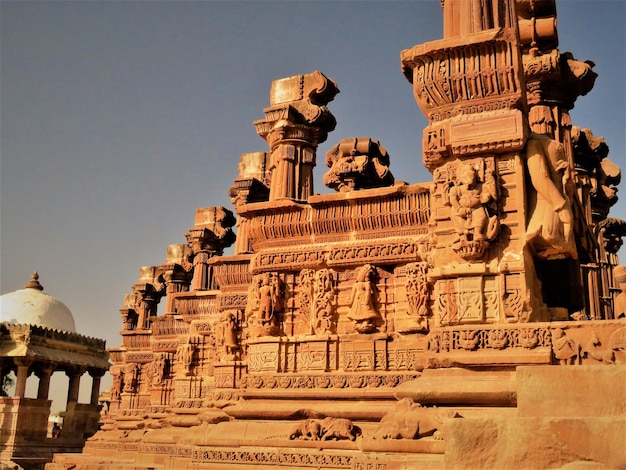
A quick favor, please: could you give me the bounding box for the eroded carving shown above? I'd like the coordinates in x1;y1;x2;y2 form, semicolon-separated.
449;161;499;260
525;132;577;260
247;273;284;337
348;265;381;334
323;137;394;192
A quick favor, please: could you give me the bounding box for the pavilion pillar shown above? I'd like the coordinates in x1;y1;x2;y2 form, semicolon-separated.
66;368;85;404
89;369;106;406
14;358;33;398
36;364;56;400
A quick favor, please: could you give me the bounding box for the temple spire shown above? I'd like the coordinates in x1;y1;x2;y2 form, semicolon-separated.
23;271;44;291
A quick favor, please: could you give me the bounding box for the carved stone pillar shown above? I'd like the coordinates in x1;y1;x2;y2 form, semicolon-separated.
35;364;56;400
14;358;33;398
155;245;192;315
254;71;338;202
185;207;236;292
442;0;516;38
402;0;549;323
89;369;106;406
66;367;85;405
131;266;163;330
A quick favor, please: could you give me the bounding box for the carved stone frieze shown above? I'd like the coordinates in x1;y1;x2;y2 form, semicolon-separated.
401;29;523;122
243;372;418;390
250;239;423;275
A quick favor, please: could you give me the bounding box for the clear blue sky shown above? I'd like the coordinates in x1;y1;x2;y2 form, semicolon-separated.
1;1;625;406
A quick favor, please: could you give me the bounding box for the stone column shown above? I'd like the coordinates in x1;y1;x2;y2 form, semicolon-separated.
89;369;106;406
156;245;192;314
401;0;538;324
131;266;163;330
254;71;338;202
14;358;33;398
66;368;85;404
185;207;236;292
36;364;56;400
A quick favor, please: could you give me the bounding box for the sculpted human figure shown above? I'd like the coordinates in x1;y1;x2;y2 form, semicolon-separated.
259;276;275;326
449;162;499;260
551;328;579;365
111;373;123;400
525;132;577;259
218;311;239;360
178;340;195;375
348;265;380;333
450;163;496;242
123;363;139;393
152;353;167;385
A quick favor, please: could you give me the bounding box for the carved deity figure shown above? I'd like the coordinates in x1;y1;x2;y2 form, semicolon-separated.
449;161;499;259
296;269;315;333
177;340;196;376
111;373;123;400
217;311;239;361
348;265;380;333
152;353;167;386
123;363;139;393
525;132;577;260
247;273;283;336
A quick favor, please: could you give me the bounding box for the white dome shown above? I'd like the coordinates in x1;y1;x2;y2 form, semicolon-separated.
0;272;76;333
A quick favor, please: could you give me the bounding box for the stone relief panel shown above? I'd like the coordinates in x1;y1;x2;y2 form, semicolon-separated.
245;273;285;338
525;132;577;260
347;265;382;334
295;268;338;335
449;160;499;260
403;262;432;332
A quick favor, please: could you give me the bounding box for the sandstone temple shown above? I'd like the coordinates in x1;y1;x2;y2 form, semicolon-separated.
43;0;625;468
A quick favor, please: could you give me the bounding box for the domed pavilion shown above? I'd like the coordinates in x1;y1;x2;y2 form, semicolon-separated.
0;272;110;470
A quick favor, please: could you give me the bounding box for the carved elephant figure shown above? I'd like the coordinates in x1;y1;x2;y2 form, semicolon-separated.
289;419;323;440
320;417;361;441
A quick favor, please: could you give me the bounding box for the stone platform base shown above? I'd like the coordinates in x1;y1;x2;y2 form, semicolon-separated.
47;365;625;470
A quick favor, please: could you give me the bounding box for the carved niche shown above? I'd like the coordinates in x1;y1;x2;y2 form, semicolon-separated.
245;273;284;337
347;264;382;334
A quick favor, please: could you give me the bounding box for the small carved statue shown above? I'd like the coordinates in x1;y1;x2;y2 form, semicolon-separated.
217;311;239;361
123;363;139;393
290;417;360;441
247;273;284;337
372;398;459;440
152;353;167;385
177;340;196;376
525;132;577;260
449;161;499;260
348;265;380;333
551;328;579;365
111;373;123;400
